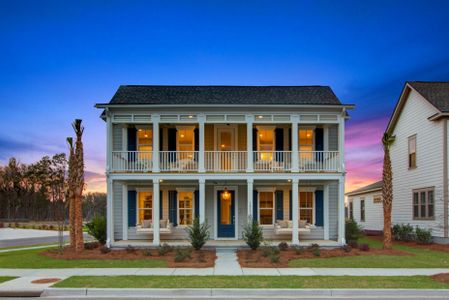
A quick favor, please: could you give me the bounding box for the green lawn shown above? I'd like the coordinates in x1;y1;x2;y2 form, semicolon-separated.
54;275;449;289
0;277;16;284
289;237;449;268
0;248;167;268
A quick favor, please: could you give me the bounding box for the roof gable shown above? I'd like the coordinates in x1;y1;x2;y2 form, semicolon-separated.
346;180;383;196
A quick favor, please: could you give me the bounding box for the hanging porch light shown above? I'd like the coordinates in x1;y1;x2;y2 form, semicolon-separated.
221;187;231;201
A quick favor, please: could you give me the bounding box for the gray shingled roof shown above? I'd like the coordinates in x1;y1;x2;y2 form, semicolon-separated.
107;85;343;105
408;81;449;112
346;180;383;196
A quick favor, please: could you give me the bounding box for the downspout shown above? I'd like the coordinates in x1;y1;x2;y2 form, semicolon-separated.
443;118;448;238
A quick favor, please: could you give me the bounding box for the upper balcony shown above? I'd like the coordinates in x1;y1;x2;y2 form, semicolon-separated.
106;112;345;174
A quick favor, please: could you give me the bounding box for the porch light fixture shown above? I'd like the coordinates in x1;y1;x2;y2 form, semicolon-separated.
257;115;263;119
222;187;231;201
188;115;193;119
288;179;292;182
138;129;143;132
180;134;185;138
221;144;225;148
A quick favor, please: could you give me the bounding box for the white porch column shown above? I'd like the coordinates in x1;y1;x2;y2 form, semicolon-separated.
247;178;254;221
338;177;346;244
338;113;345;172
291;115;299;172
323;183;329;240
199;178;206;224
106;177;113;247
198;115;205;172
106;111;112;172
291;178;299;245
153;179;160;246
246;115;254;172
122;184;128;241
152;114;160;173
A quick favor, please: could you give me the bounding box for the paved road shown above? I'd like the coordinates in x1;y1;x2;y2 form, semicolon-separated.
0;228;90;248
3;297;447;300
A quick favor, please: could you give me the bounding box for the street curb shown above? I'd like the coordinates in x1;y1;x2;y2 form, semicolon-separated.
0;290;43;297
41;288;449;297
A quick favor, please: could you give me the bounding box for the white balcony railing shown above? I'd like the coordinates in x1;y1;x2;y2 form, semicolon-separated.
110;150;341;173
160;151;198;172
299;151;341;172
253;151;292;172
112;151;153;172
205;151;247;172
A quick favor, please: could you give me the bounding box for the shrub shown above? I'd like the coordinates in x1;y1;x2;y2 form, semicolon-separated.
243;221;263;250
392;223;415;241
312;247;321;257
345;219;362;244
85;216;107;245
415;227;432;244
100;246;111;254
342;245;352;253
49;225;54;230
309;243;320;251
143;248;152;256
174;248;192;262
269;253;280;263
358;243;370;252
348;241;358;249
278;242;289;251
157;243;172;256
186;218;210;250
292;245;305;255
261;247;272;257
126;245;136;254
84;242;98;250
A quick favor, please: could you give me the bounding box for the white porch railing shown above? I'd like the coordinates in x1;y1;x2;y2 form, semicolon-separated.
253;151;292;172
159;151;198;172
299;151;341;172
111;151;153;172
205;151;247;172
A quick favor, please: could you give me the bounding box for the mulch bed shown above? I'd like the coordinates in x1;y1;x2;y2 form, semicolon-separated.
41;244;216;268
370;235;449;252
31;278;61;284
432;273;449;283
237;247;411;268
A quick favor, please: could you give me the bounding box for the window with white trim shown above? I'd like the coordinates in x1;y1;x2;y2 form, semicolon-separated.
373;195;382;204
413;188;434;220
299;129;314;161
408;135;416;169
259;191;275;225
257;126;275;161
138;191;152;224
360;198;365;222
178;191;194;225
349;200;354;220
299;191;314;224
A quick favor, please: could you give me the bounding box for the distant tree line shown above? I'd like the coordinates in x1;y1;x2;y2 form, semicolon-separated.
0;155;105;221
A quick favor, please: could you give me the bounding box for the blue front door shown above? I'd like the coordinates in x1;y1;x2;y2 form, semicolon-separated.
217;190;235;238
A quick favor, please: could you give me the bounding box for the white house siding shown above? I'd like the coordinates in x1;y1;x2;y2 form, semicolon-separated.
390;89;445;238
328;125;338;151
112;124;123;151
350;191;383;231
113;181;123;240
328;181;338;240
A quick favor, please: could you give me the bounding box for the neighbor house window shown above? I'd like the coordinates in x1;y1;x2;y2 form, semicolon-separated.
373;195;382;204
257;126;275;161
413;188;434;220
360;198;365;222
299;128;314;161
349;200;354;220
178;191;194;225
408;135;417;169
138;191;153;224
299;191;314;224
259;192;275;225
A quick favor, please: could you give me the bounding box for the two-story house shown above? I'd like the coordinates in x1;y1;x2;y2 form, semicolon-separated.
96;85;353;247
386;81;449;244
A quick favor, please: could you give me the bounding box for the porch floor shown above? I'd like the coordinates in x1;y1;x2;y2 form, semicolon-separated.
113;239;340;248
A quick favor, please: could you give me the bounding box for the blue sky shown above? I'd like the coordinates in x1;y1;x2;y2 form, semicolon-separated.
1;0;449;191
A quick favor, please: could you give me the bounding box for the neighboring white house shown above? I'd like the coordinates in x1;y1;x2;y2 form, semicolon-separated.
386;81;449;244
96;85;353;247
346;181;383;233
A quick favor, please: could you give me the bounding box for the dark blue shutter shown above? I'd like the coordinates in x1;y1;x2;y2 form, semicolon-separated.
127;127;137;162
159;190;163;220
194;190;199;219
289;190;292;220
168;128;177;162
315;190;324;226
253;190;258;221
252;128;257;151
128;190;137;227
275;128;284;162
315;128;324;162
168;190;178;226
275;190;284;221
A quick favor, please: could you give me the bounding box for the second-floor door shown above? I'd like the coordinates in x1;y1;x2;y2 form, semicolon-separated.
216;126;236;171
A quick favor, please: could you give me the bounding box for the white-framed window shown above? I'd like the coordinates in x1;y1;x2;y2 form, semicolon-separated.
299;128;314;161
360;198;365;222
349;199;354;220
408;135;417;169
256;126;275;161
176;126;195;152
137;127;153;152
178;191;194;225
413;187;434;220
258;191;275;225
137;191;153;224
299;191;314;224
373;194;382;204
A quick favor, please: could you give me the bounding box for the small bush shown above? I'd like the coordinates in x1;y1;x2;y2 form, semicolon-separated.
157;243;172;256
84;242;98;250
85;216;107;245
126;245;136;254
278;242;289;251
243;221;263;250
342;245;352;253
348;240;358;248
392;223;415;242
174;248;192;262
310;243;320;251
143;248;152;256
269;253;280;263
312;247;321;257
49;225;54;230
100;246;111;254
415;227;432;244
345;219;363;244
292;245;305;255
261;247;272;257
358;243;370;252
186;218;210;250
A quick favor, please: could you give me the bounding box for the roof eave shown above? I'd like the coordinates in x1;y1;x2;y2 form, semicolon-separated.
95;103;355;109
345;187;382;197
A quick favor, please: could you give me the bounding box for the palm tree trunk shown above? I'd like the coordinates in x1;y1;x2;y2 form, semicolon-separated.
382;148;393;249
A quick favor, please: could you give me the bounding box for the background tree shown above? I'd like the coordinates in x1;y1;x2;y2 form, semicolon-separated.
382;132;395;249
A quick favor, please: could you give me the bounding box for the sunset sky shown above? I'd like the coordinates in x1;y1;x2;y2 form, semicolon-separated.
1;1;449;193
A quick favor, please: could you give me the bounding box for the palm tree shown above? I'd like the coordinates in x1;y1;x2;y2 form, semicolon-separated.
382;132;395;249
72;119;85;252
66;137;76;248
